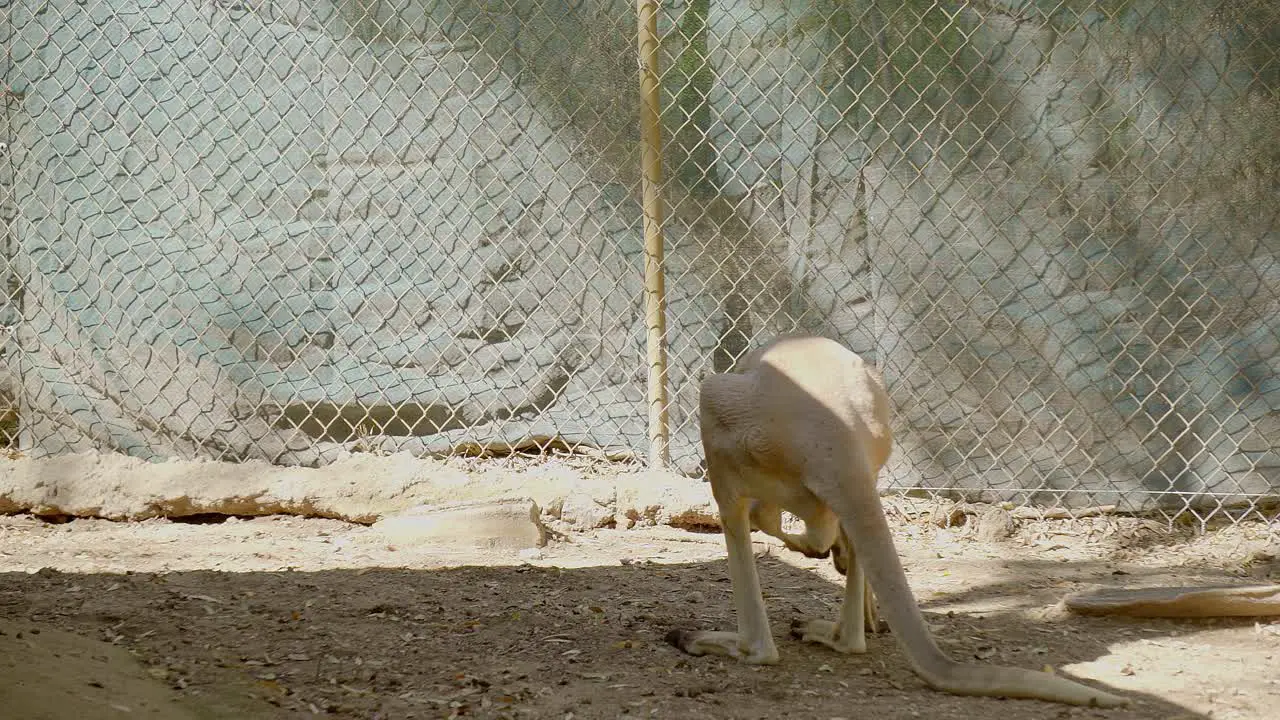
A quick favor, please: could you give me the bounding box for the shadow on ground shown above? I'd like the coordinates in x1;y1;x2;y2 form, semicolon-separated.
0;557;1211;719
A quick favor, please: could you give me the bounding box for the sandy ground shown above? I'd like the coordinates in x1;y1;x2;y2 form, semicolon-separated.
1;503;1278;720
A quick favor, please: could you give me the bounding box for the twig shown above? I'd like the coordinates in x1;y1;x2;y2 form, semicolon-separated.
1009;505;1118;520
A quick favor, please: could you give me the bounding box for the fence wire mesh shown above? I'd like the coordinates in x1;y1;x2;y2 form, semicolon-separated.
2;1;1278;525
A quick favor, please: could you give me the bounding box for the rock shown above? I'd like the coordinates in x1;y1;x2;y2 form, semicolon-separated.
555;491;615;531
0;450;459;523
372;498;547;551
0;451;727;534
614;470;716;530
974;505;1016;543
932;504;968;529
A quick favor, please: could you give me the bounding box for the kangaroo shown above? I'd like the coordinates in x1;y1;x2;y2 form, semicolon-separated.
746;498;883;639
666;334;1127;707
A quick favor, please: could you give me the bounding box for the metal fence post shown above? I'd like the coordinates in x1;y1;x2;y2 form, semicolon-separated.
636;0;670;469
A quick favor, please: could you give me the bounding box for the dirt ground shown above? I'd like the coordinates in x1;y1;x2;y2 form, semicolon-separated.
1;500;1278;720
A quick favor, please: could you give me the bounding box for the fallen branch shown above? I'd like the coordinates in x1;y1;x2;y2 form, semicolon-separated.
1064;584;1280;618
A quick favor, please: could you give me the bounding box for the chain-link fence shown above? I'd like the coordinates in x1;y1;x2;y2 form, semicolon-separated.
2;1;1278;524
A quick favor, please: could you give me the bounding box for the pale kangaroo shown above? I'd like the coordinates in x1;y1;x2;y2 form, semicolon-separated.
746;498;883;636
667;335;1128;707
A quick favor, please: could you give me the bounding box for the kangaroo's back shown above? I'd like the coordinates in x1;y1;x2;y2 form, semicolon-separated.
742;335;892;474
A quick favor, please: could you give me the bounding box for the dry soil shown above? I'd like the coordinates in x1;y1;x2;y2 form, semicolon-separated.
1;500;1278;720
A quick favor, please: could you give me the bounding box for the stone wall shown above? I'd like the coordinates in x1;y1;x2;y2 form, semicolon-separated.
699;0;1280;508
4;0;1279;510
4;0;718;470
868;3;1280;507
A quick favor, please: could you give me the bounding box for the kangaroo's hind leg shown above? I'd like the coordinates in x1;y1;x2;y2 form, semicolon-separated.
791;527;876;654
666;462;781;664
829;528;884;633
